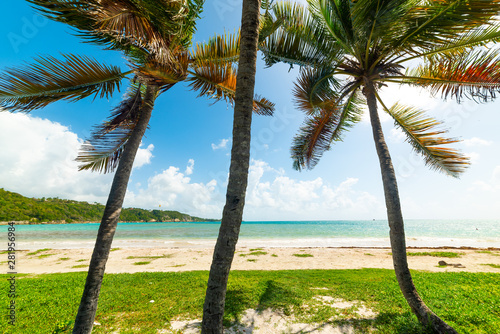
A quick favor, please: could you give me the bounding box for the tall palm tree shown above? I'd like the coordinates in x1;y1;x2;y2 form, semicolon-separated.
0;1;273;332
258;1;500;333
201;0;265;333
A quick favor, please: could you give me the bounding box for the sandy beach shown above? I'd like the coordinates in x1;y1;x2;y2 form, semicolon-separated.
13;246;500;274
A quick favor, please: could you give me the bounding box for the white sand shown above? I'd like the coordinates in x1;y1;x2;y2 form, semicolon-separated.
12;246;500;274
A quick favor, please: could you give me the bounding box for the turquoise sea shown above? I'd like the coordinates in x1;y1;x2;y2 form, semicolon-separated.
11;219;500;249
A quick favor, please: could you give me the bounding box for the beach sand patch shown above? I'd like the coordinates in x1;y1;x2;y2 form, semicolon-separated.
165;298;377;333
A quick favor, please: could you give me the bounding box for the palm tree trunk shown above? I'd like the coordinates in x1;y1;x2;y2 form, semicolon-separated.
201;1;261;333
363;82;457;334
72;85;158;334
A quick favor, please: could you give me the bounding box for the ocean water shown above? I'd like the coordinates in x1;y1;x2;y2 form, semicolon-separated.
9;219;500;249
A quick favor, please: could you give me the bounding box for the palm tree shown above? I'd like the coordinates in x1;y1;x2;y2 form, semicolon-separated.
201;0;265;332
0;1;273;332
258;1;500;333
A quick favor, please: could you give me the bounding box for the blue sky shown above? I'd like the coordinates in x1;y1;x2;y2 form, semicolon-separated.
0;1;499;221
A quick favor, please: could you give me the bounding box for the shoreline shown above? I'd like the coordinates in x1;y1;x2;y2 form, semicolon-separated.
11;246;500;275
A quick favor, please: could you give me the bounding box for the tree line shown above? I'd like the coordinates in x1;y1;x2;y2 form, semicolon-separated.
0;188;215;223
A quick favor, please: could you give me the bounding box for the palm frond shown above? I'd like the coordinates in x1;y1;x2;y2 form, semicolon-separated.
395;0;500;53
291;89;363;171
76;127;132;174
385;103;469;177
187;62;275;115
191;31;240;64
0;54;125;112
307;0;355;55
400;25;500;62
28;0;204;56
260;1;341;68
402;50;500;102
76;83;146;173
293;66;341;115
135;48;189;88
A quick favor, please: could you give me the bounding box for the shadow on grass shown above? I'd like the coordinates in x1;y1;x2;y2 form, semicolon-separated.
224;280;433;334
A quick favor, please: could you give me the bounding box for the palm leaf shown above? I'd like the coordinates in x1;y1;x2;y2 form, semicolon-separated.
291;89;363;171
135;48;190;88
385;103;469;177
307;0;355;55
395;0;500;53
0;54;125;112
77;127;132;174
28;0;203;56
187;62;274;116
402;50;500;102
76;84;145;173
191;31;240;64
260;1;341;68
293;66;341;115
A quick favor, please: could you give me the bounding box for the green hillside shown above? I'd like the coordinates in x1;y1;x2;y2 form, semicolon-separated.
0;188;217;223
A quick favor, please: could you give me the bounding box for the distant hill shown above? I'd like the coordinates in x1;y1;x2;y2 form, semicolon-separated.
0;188;218;224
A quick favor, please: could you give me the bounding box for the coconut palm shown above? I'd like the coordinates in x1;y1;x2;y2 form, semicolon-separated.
258;1;500;332
0;1;273;332
201;0;267;332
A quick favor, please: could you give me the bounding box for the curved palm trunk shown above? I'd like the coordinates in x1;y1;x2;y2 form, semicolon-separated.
201;1;261;333
72;85;158;334
364;82;457;334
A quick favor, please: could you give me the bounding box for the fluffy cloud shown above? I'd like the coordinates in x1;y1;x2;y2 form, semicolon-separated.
211;138;229;150
125;160;221;218
462;137;493;147
0;112;384;220
133;143;154;169
0;112;154;203
244;160;382;220
124;159;383;220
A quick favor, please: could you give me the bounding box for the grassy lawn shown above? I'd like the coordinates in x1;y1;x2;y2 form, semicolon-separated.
0;269;498;333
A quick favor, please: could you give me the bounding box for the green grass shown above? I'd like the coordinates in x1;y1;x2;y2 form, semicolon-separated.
27;248;51;256
59;258;70;261
247;259;257;262
37;254;54;259
271;254;278;257
293;253;314;258
0;269;498;333
476;250;500;256
249;248;263;251
133;261;151;266
71;264;88;269
481;263;500;269
126;255;171;260
76;259;86;262
110;248;121;252
406;252;463;258
239;251;267;257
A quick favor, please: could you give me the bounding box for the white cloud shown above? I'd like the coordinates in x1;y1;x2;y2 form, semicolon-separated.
185;159;195;175
125;162;222;218
211;138;229;150
462;137;493;147
389;128;407;143
0;112;113;202
244;160;382;220
122;159;383;220
133;143;154;169
465;151;481;165
472;165;500;192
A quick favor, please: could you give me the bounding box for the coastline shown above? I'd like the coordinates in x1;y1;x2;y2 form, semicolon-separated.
12;246;500;275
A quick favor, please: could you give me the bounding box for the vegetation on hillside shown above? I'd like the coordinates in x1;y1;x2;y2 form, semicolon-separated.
0;188;216;223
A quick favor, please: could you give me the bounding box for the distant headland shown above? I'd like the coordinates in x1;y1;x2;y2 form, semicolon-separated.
0;188;219;225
